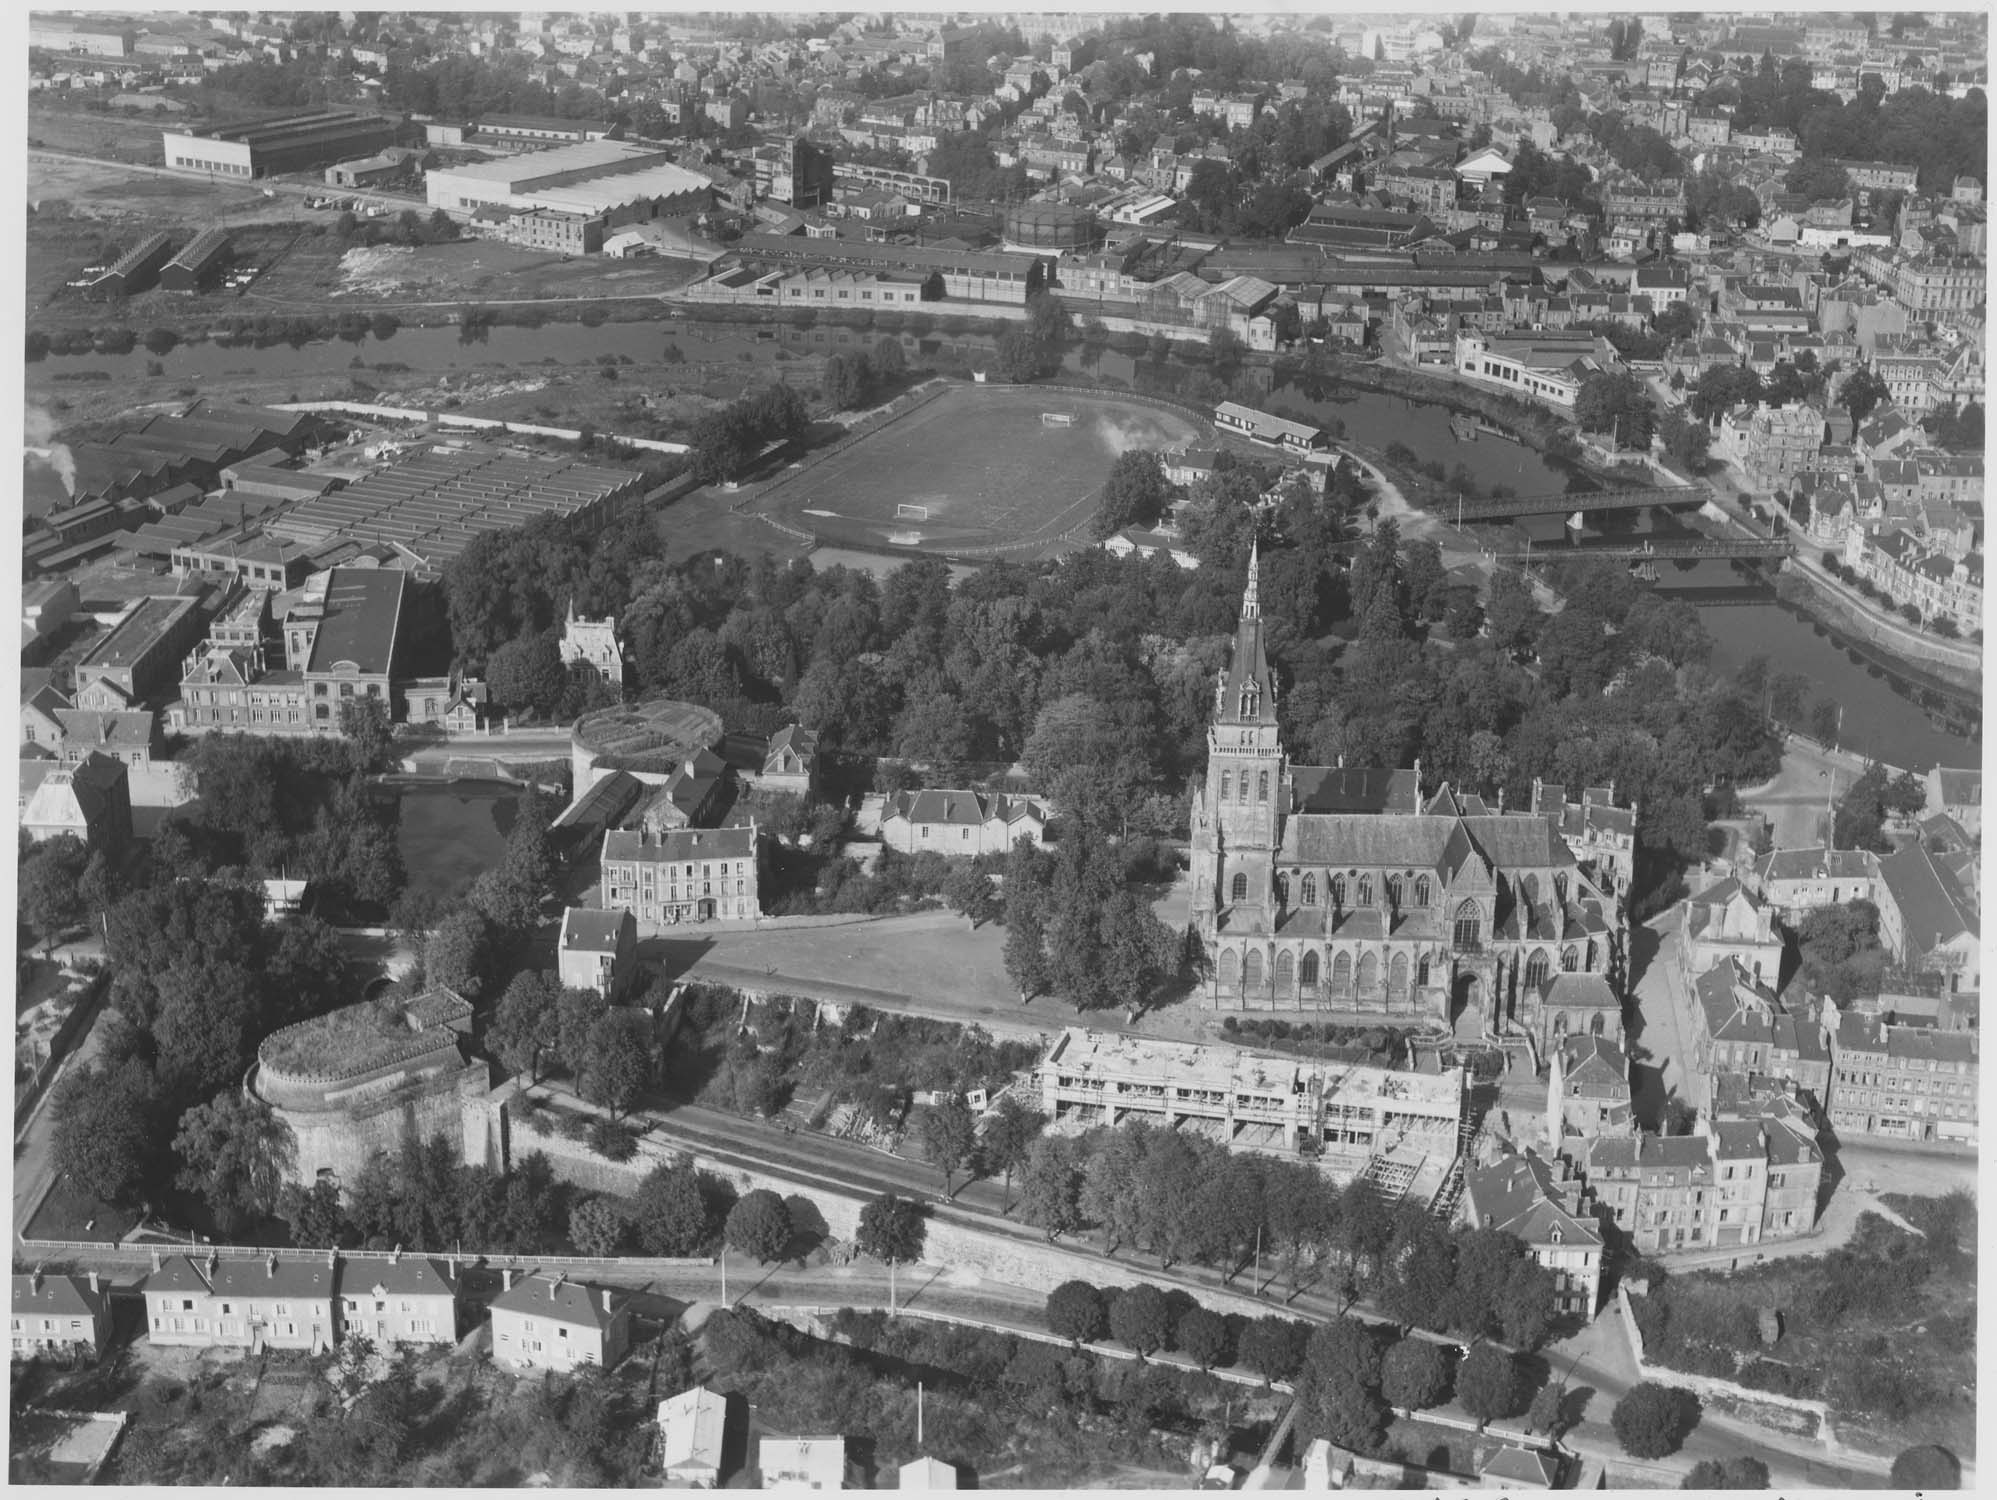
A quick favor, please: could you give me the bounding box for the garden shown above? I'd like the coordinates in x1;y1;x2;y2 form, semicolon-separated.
1624;1192;1976;1457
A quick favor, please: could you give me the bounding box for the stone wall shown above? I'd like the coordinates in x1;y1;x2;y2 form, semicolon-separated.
1615;1286;1843;1445
279;1067;492;1187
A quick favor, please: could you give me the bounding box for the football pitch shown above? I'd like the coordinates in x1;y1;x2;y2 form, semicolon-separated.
764;384;1204;556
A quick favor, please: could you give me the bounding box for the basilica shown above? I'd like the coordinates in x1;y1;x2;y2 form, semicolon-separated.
1189;545;1632;1047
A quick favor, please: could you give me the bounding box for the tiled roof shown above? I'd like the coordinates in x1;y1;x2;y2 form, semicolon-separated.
12;1273;107;1320
491;1271;622;1329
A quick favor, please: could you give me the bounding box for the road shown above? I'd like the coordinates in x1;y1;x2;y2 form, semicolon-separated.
1625;916;1702;1125
1738;740;1873;850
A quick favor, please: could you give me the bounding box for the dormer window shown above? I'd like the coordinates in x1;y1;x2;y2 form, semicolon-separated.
1550;1226;1564;1245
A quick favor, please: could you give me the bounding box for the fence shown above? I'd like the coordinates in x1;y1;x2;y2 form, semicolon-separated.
15;1237;714;1274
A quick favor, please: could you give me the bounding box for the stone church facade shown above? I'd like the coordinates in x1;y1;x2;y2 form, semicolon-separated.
1189;545;1628;1043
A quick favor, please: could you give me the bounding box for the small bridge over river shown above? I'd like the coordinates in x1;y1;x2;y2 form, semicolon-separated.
1454;482;1712;522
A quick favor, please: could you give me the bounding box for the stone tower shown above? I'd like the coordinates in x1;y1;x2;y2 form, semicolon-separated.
1190;541;1288;957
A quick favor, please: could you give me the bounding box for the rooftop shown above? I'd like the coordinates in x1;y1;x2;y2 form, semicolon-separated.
257;988;473;1083
303;568;408;676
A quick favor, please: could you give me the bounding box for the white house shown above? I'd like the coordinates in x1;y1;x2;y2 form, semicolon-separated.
489;1270;631;1372
659;1386;729;1488
880;789;1046;856
760;1436;846;1490
557;906;639;999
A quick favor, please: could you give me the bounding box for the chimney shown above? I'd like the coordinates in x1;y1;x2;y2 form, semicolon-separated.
602;1287;614;1313
206;1252;218;1282
327;1248;337;1270
87;1271;99;1295
267;1253;278;1279
502;1268;514;1292
151;1249;162;1274
391;1244;402;1267
31;1265;43;1294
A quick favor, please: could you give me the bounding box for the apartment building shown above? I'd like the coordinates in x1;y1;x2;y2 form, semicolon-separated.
1742;402;1828;483
599;823;762;930
1745;847;1879;919
1826;1007;1978;1146
1691;959;1833;1106
12;1271;112;1363
1461;1150;1604;1316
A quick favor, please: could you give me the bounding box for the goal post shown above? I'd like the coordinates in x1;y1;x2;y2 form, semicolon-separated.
895;503;930;520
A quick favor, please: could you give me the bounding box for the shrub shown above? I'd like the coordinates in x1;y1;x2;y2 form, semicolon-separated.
1890;1445;1961;1489
1045;1279;1106;1345
588;1116;637;1160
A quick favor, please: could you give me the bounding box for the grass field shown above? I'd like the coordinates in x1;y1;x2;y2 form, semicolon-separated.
761;385;1203;557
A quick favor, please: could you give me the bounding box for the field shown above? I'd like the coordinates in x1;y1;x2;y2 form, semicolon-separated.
760;385;1204;557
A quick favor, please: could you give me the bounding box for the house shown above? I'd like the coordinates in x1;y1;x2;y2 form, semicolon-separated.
898;1457;960;1490
1553;1033;1636;1138
1480;1447;1561;1489
1461;1148;1604;1316
558;906;639;999
1924;766;1980;839
600;823;762;930
760;725;819;799
760;1436;847;1490
1691;959;1832;1104
1102;528;1199;568
489;1270;631;1372
559;600;624;689
20;751;132;848
335;1254;461;1346
1746;846;1879;919
881;789;1047;856
12;1270;112;1363
143;1251;338;1353
659;1386;730;1488
1680;878;1784;988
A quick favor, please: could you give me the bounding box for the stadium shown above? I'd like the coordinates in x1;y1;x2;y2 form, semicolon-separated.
759;385;1204;559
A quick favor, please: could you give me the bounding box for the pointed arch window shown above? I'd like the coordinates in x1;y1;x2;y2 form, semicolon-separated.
1417;954;1432;987
1257;770;1269;802
1300;951;1321;988
1331;951;1353;994
1238;774;1250;804
1239;683;1259;718
1357;875;1373;907
1453;901;1480;950
1275;950;1295;992
1386;875;1402;910
1218;950;1239;987
1524;949;1551;991
1230;872;1249;903
1357;952;1381;995
1562;945;1580;972
1220;770;1231;802
1301;874;1318;907
1276;874;1291;907
1585;938;1599;971
1388;953;1410;997
1414;876;1431;908
1330;875;1346;909
1243;949;1264;987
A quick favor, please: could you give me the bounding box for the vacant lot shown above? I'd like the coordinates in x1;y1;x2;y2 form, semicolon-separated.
249;234;705;310
762;385;1203;556
29;105;169;166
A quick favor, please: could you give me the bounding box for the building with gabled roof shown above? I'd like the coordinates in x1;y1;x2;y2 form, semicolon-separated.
1691;958;1832;1104
489;1269;631;1371
1924;765;1980;839
143;1250;339;1352
759;724;820;798
558;906;638;999
1461;1147;1603;1315
1680;877;1784;988
12;1270;111;1363
881;789;1047;856
21;751;131;848
1825;1005;1977;1146
1553;1032;1635;1138
659;1386;730;1488
1746;845;1880;919
1874;842;1980;994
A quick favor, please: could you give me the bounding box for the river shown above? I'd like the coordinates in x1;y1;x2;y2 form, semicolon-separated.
32;317;1978;769
393;780;518;901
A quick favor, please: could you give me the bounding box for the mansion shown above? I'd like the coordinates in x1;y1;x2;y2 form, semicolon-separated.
1190;546;1628;1041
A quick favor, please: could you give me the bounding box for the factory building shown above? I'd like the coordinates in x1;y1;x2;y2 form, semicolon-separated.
160;228;232;292
163;111;399;178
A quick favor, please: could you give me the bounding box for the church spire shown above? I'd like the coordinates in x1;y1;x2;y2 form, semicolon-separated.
1216;537;1276;727
1240;536;1261;622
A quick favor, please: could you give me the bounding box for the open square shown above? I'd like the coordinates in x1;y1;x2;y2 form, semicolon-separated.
762;385;1203;555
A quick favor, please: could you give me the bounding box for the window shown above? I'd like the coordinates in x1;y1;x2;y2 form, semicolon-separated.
1330;875;1346;908
1230;872;1248;902
1301;874;1317;906
1414;876;1430;907
1257;770;1269;801
1357;876;1372;907
1453;902;1480;949
1300;951;1320;988
1237;774;1249;804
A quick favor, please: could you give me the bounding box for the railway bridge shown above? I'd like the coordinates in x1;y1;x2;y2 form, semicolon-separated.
1453;482;1712;522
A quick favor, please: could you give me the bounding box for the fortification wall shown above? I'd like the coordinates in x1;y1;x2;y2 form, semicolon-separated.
278;1067;492;1186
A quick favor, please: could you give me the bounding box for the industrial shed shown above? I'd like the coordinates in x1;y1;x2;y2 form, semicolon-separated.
160;227;231;291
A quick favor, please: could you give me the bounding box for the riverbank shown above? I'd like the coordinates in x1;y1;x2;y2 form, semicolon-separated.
1777;551;1982;691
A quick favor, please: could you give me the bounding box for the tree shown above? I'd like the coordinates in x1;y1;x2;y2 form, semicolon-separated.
1611;1381;1700;1458
1207;325;1246;368
556;984;611;1078
1839;366;1891;426
942;864;995;926
278;1178;347;1249
19;834;88;952
489;970;561;1082
873;336;906;380
1045;1279;1107;1346
983;1094;1044;1211
580;1008;653;1120
1455;1343;1527;1427
173;1091;298;1234
486;632;569;718
1016;1134;1086;1238
50;1059;164;1208
1003;889;1053;1002
1175;1306;1229;1370
1301;1317;1387;1449
856;1191;925;1265
1239;1315;1307;1385
1526;1381;1569;1441
1574;369;1656;449
1107;1283;1172;1359
632;1160;710;1256
423;906;496;1001
1485;569;1541;657
917;1094;979;1198
993;326;1053;382
1380;1336;1454;1410
725;1189;793;1263
1659;405;1711;470
1890;1446;1962;1489
1094;448;1173;538
1682;1457;1771;1489
1493;1257;1559;1350
569;1196;629;1257
338;695;395;770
